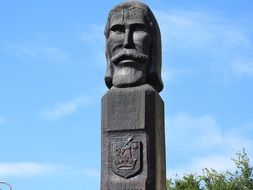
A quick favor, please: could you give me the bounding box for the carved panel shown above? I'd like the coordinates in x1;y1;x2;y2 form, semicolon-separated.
111;137;142;179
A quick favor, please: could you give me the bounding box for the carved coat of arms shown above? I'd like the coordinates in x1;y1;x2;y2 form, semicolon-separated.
111;137;142;179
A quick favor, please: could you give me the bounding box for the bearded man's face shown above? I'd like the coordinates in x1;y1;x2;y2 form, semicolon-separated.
106;9;151;87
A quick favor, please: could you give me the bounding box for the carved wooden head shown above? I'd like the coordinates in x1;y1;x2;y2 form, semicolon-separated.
105;1;163;92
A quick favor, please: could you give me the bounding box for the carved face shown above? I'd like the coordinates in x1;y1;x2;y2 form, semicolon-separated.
107;9;151;87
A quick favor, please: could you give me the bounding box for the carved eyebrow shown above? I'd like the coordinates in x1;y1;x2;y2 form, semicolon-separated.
130;23;148;31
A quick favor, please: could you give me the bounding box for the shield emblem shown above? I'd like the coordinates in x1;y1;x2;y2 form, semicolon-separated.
111;137;142;179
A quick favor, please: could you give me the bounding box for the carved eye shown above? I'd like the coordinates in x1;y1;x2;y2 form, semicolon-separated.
111;25;125;34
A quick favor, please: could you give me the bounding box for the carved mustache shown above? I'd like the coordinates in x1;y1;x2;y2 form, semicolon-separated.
111;50;148;64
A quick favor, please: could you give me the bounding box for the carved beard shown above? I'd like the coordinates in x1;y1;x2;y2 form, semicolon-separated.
112;65;147;88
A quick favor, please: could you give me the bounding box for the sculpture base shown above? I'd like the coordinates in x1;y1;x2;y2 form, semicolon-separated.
101;85;166;190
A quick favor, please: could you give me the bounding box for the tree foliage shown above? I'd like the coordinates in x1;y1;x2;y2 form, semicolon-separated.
166;150;253;190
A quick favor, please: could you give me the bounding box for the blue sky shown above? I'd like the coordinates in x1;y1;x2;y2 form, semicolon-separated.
1;0;253;189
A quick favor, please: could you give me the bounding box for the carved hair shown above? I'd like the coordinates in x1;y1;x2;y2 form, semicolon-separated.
104;1;163;92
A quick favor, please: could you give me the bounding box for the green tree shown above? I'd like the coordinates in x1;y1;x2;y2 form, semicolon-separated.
166;150;253;190
167;174;202;190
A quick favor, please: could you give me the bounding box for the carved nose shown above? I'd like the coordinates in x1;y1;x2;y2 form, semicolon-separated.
123;29;134;48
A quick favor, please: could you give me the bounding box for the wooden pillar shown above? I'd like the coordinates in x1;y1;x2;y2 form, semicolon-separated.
101;85;166;190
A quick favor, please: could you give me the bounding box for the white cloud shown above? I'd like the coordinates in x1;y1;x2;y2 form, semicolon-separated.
155;9;253;79
52;167;100;179
0;116;5;125
232;61;253;76
81;24;104;46
166;112;253;177
81;24;105;67
41;95;91;119
167;154;236;178
4;43;70;64
78;168;100;178
0;162;60;177
162;68;187;84
0;162;100;179
166;113;223;149
156;9;250;53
